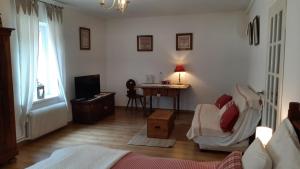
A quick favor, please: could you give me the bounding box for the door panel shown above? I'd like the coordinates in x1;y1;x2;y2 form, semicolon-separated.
264;0;286;129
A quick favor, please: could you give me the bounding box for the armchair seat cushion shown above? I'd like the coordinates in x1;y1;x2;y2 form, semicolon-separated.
187;104;231;139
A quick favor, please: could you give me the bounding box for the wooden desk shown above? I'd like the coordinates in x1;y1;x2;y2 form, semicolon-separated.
136;84;191;115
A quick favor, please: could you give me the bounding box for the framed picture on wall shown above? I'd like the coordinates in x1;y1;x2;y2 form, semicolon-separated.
253;16;260;46
176;33;193;51
137;35;153;51
79;27;91;50
247;22;253;45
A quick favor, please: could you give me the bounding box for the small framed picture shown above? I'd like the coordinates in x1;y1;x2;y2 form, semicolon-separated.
137;35;153;51
79;27;91;50
253;16;260;46
176;33;193;51
247;22;253;45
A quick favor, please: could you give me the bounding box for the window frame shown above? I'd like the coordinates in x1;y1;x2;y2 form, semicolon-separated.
33;22;61;104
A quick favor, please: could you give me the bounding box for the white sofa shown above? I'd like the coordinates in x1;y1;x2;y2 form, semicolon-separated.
187;85;262;152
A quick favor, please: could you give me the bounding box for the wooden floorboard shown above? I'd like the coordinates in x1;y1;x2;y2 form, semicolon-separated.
2;108;228;169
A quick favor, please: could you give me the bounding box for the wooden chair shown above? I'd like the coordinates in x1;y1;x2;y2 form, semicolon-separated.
126;79;144;111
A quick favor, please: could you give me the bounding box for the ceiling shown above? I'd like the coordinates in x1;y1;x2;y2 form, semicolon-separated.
57;0;251;19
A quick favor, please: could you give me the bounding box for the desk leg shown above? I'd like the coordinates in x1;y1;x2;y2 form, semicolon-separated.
143;96;147;116
173;96;176;112
177;91;180;113
150;96;153;113
143;96;146;110
173;96;177;118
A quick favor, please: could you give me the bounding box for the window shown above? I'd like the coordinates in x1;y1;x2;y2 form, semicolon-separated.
33;22;60;102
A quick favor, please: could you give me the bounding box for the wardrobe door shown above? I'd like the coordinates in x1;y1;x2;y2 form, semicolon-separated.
0;31;7;155
0;28;18;165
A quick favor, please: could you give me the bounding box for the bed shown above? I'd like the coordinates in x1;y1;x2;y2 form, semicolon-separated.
26;118;300;169
26;144;240;169
186;85;262;152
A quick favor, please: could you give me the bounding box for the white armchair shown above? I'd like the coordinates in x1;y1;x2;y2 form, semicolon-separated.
187;85;262;152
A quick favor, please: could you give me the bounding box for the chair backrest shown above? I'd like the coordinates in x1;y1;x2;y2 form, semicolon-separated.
126;79;136;97
126;79;136;90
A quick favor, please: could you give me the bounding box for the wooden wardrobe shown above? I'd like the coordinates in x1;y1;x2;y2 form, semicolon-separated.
0;27;18;165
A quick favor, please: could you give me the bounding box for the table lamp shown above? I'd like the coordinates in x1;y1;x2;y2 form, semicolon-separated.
174;65;185;84
255;126;273;146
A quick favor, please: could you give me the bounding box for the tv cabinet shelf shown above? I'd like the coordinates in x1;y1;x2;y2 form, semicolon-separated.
71;92;115;124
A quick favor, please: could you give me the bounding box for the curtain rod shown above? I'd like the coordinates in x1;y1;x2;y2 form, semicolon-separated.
38;0;64;9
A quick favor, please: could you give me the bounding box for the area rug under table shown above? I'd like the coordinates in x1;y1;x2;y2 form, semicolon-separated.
128;125;176;148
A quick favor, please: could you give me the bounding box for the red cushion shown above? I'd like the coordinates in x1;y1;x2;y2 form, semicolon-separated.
217;151;243;169
220;103;239;132
215;94;233;109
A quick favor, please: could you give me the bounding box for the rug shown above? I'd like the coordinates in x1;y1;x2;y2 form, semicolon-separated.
128;125;176;148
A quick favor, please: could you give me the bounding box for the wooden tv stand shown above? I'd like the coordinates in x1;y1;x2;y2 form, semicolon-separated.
71;92;115;124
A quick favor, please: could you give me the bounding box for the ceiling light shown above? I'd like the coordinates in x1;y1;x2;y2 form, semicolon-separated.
100;0;130;13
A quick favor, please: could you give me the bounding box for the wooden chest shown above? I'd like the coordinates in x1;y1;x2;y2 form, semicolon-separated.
71;93;115;124
147;110;174;139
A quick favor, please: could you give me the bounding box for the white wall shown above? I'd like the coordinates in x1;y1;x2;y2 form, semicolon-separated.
281;0;300;120
63;8;106;120
105;12;249;111
0;0;13;27
246;0;272;92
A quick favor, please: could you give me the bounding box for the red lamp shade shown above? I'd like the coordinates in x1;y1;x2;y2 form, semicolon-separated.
174;65;185;72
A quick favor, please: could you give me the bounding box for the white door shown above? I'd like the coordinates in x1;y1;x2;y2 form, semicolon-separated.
264;0;286;129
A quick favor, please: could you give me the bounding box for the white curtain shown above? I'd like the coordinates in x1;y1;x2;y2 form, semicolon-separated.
11;0;67;140
12;0;39;139
40;2;68;108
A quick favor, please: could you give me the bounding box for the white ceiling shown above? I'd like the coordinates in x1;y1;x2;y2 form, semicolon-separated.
57;0;251;19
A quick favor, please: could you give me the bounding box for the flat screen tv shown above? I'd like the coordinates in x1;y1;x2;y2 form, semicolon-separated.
75;75;100;99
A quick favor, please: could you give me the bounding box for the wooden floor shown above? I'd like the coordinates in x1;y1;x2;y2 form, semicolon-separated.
2;108;228;169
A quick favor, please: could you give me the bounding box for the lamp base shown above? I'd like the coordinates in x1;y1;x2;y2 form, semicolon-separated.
178;72;181;84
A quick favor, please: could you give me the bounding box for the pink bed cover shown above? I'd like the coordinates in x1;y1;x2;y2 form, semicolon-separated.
112;153;221;169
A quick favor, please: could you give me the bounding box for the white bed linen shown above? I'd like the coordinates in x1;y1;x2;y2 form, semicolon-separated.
242;139;272;169
26;145;129;169
266;119;300;169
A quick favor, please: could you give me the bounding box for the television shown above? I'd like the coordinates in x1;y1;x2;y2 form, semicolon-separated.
75;75;100;99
